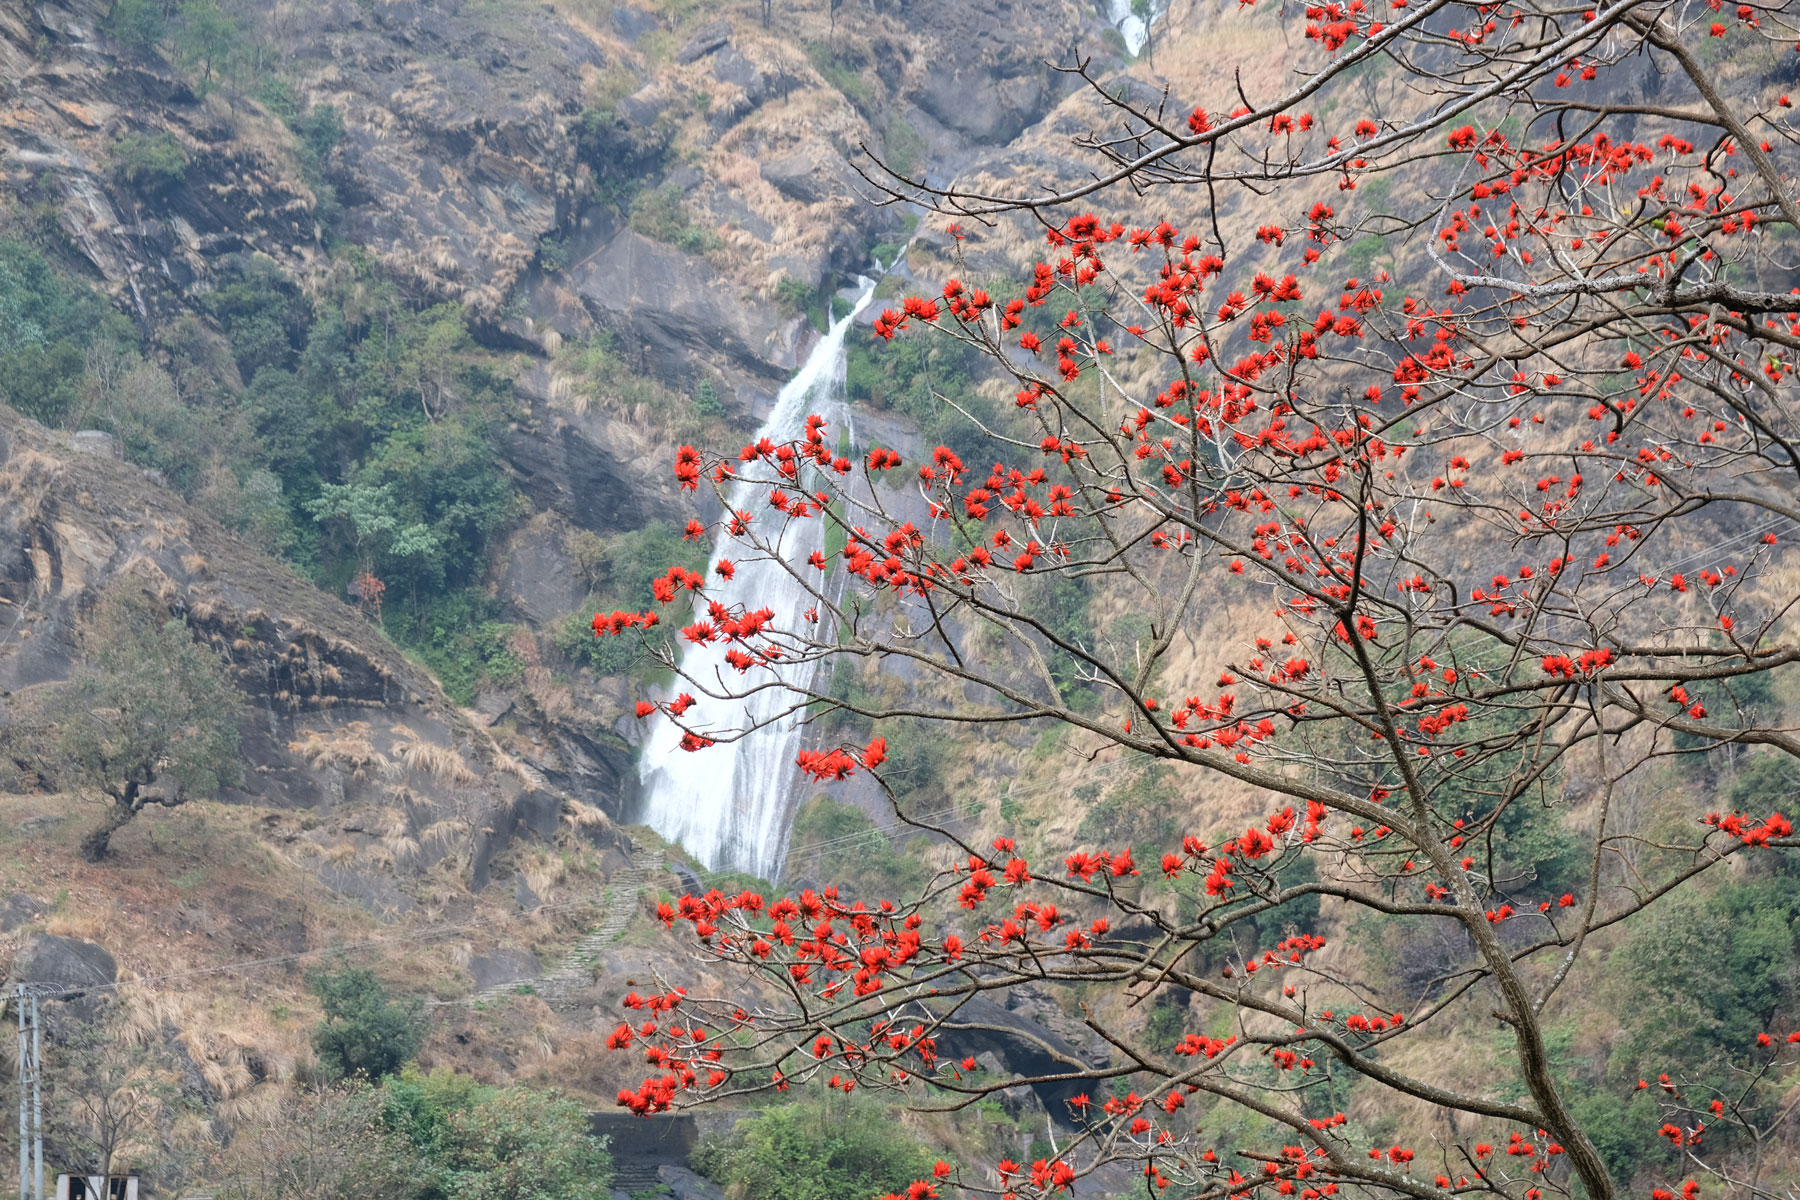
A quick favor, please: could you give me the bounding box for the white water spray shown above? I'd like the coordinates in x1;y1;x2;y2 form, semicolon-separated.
635;278;878;880
1105;0;1160;56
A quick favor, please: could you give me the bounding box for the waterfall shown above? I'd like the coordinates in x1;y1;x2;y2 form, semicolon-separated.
634;277;878;881
1105;0;1159;56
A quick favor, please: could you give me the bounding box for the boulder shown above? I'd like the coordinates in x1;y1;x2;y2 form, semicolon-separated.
761;147;844;206
675;19;730;63
610;3;660;43
69;430;122;460
468;948;542;992
711;46;766;104
10;934;116;995
617;85;676;130
658;1165;727;1200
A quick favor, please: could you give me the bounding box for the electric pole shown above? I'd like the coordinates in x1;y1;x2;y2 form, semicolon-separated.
14;985;41;1200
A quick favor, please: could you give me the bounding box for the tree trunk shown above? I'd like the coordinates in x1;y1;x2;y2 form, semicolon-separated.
81;782;139;862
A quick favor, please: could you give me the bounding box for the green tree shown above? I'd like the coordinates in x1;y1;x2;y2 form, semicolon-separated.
443;1086;612;1200
304;482;432;582
103;0;165;49
44;594;243;861
172;0;239;93
308;967;425;1082
1615;874;1800;1071
692;1095;932;1200
208;256;313;378
0;239;136;426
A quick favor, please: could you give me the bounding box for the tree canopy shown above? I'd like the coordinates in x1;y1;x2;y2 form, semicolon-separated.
593;4;1800;1200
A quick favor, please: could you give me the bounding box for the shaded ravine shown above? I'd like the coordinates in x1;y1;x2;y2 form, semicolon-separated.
633;280;878;880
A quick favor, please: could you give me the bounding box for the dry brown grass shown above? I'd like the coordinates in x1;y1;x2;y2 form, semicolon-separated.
113;973;183;1047
393;728;477;784
520;848;566;902
46;913;105;939
563;800;611;829
289;722;386;775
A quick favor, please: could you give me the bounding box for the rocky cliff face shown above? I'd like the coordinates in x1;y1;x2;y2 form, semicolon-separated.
0;0;1131;813
0;412;634;884
2;0;1116;374
0;3;320;324
0;0;1146;1119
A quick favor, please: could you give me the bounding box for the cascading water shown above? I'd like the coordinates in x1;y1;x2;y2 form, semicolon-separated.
634;277;878;881
1105;0;1160;56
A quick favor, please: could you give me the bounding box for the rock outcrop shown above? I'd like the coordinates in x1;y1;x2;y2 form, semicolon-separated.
0;410;634;901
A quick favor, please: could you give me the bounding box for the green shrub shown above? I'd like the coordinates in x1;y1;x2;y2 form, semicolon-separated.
693;377;725;417
628;183;719;252
0;240;134;425
786;794;929;898
308;967;425;1082
775;276;815;316
376;1068;616;1197
692;1095;932;1200
384;591;523;706
881;115;925;179
295;103;346;160
111;131;189;191
804;43;874;113
433;1081;612;1200
538;235;570;274
552;521;710;677
104;0;165;48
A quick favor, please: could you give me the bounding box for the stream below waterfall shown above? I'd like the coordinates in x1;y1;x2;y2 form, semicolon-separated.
633;277;878;881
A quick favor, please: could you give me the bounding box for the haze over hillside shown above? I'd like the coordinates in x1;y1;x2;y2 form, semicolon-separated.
1;0;1798;1196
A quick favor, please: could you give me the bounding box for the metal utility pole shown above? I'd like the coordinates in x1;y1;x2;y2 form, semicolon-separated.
14;986;41;1200
29;993;39;1200
15;985;23;1200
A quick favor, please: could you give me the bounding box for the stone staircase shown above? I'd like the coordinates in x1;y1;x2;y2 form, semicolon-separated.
464;842;665;1011
609;1161;667;1194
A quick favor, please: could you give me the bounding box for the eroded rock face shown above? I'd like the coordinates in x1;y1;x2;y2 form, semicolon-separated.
0;2;319;324
0;411;633;905
282;0;605;316
0;0;1126;924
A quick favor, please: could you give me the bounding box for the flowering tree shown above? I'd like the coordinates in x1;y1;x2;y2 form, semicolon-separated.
595;2;1800;1199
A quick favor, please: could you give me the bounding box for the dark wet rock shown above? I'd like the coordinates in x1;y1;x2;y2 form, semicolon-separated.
937;995;1105;1125
473;690;516;727
566;229;782;382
